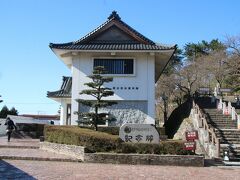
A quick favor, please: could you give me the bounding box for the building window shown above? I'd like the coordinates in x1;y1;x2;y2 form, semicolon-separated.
94;58;134;74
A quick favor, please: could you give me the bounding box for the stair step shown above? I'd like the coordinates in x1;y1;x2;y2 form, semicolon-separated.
215;130;240;132
211;125;237;127
217;135;240;138
220;149;240;153
215;132;240;134
210;122;236;125
220;141;240;144
196;97;240;161
223;161;240;166
212;127;237;129
220;150;240;155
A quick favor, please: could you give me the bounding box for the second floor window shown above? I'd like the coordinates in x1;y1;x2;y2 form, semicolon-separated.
94;58;134;74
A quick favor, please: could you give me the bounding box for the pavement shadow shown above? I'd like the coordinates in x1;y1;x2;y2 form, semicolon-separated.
204;159;224;167
0;160;36;179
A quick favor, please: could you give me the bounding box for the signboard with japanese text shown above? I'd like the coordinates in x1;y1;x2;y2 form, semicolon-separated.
184;141;196;151
119;123;160;144
185;131;198;141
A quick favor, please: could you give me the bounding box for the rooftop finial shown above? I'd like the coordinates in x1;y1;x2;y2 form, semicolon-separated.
108;11;121;20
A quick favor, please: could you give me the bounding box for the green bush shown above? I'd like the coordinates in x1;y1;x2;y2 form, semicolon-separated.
44;125;122;152
44;125;191;155
118;141;191;155
80;126;165;136
79;126;120;135
15;123;45;138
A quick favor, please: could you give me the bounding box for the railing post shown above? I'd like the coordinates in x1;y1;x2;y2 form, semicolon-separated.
218;98;222;110
211;95;216;103
214;87;217;97
238;115;240;129
232;107;236;120
216;138;220;158
227;101;231;116
211;129;214;143
222;102;226;115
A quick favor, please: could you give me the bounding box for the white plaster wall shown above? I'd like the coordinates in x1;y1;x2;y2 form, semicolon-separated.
60;102;66;125
70;52;155;125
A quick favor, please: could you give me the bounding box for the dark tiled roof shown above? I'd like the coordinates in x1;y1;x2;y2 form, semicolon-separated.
49;11;176;51
47;76;72;98
49;43;174;50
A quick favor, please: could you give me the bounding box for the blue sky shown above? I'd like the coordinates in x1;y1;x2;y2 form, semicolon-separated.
0;0;240;115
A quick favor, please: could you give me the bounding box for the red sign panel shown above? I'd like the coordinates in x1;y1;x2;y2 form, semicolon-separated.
184;141;196;151
185;131;198;141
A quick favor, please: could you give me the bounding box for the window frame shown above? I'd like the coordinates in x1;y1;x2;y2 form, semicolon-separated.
92;57;136;77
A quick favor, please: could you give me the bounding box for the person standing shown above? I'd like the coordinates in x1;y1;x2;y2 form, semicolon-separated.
4;117;17;142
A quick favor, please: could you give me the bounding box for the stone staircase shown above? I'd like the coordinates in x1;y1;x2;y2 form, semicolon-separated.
196;97;240;161
203;109;238;129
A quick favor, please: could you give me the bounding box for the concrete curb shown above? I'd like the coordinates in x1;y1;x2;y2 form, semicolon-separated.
0;156;82;162
0;145;39;149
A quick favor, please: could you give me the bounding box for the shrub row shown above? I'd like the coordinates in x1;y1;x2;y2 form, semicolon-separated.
44;125;191;155
118;141;192;155
15;123;45;138
80;126;120;135
80;126;165;136
44;125;121;152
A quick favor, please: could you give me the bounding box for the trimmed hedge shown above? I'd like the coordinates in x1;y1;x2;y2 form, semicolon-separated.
44;125;191;155
118;141;192;155
44;125;121;152
80;126;165;136
14;124;45;138
80;126;120;135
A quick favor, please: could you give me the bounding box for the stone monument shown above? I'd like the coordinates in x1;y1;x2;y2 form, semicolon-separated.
119;123;160;143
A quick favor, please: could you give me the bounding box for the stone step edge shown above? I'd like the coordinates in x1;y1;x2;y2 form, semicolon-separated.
215;130;240;131
0;155;82;162
0;145;39;149
223;161;240;166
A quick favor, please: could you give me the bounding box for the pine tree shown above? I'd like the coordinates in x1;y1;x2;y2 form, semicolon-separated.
76;66;117;131
9;107;18;116
0;95;2;103
0;105;9;118
0;106;18;118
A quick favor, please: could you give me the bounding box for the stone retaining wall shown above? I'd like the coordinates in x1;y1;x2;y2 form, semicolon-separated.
40;142;85;160
40;142;204;167
84;153;204;167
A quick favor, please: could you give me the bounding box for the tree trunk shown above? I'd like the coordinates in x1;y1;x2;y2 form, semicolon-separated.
94;106;98;131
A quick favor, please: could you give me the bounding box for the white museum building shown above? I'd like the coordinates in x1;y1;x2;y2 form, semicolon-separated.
47;11;176;126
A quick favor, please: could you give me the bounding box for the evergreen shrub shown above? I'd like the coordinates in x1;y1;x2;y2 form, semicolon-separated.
118;141;191;155
81;126;165;136
44;125;121;152
44;125;191;155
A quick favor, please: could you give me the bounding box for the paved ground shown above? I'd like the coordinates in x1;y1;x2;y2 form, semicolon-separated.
0;160;240;180
0;136;240;179
0;136;78;162
0;136;39;148
0;148;78;161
